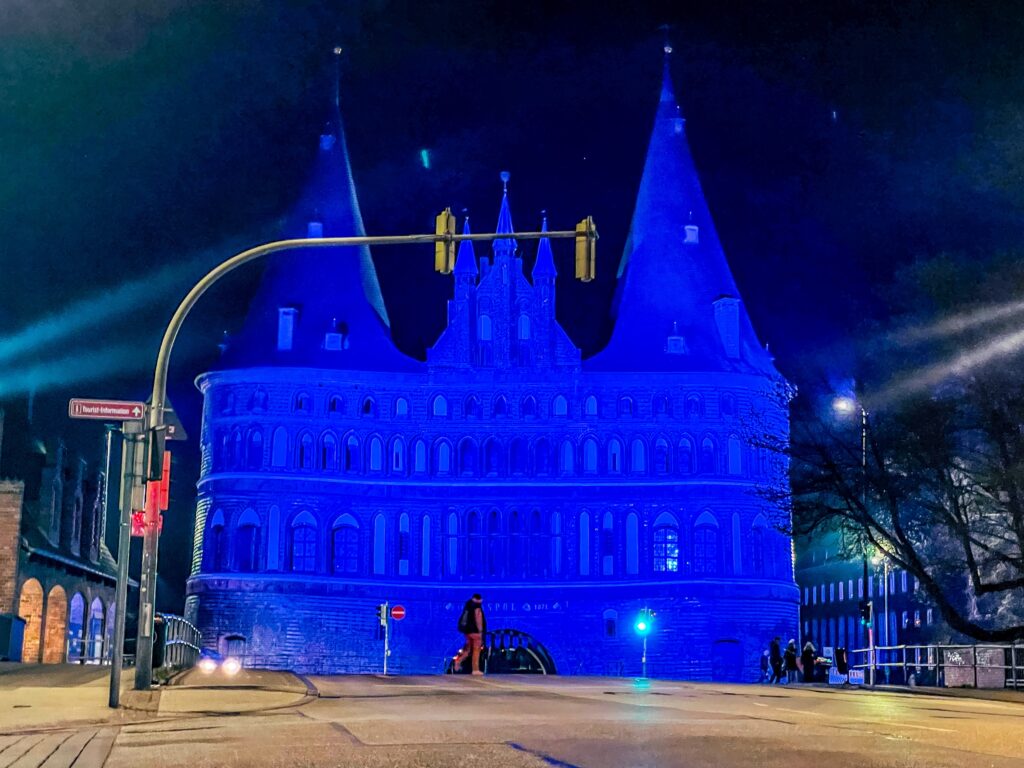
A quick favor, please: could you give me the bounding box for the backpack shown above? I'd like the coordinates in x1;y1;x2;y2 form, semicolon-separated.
457;606;472;633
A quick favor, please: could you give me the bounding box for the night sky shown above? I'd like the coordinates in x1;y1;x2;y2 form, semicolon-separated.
3;1;1023;609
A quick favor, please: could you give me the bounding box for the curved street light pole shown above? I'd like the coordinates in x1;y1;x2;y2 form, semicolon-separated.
132;223;597;690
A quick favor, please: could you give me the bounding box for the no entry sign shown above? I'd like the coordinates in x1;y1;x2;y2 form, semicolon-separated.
390;605;406;621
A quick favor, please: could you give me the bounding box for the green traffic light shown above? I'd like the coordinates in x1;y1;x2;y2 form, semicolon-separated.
636;621;647;632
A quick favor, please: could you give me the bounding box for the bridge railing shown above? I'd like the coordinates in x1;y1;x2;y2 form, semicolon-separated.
848;643;1024;689
158;613;202;671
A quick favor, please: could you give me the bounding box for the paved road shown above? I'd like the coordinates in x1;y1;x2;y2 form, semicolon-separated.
3;669;1024;767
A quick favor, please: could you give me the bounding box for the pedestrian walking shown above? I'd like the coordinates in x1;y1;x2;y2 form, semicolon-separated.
452;593;487;676
802;641;817;683
760;650;770;683
784;639;799;684
769;636;783;684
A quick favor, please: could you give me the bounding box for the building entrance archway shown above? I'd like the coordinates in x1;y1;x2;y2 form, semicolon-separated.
447;629;556;675
68;592;85;662
88;597;105;661
17;579;44;663
42;585;68;664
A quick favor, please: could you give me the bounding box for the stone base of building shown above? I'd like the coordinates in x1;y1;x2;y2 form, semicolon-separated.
187;575;798;681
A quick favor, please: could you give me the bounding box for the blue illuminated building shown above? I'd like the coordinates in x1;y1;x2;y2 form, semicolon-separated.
185;52;797;680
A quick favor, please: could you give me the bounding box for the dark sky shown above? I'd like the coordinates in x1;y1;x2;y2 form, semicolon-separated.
3;0;1023;609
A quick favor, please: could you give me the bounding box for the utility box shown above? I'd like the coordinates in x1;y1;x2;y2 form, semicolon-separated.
0;614;25;661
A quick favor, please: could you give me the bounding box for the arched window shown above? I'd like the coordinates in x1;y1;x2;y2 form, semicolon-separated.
267;506;280;570
510;438;528;475
478;314;492;341
603;608;618;637
435;441;452;475
579;510;591;576
234;509;260;572
458;438;478;476
344;435;360;471
559;440;574;475
521;396;537;419
209;510;227;571
445;512;459;576
464;395;481;419
630;439;647;474
290;512;317;573
509;511;525;578
601;512;614;576
271;427;287;468
414;439;427;473
297;433;314;470
552;395;568;417
394;397;409;417
626;512;639;575
751;515;770;577
701;437;716;474
727;435;742;475
678;437;695;474
484;438;503;476
583;438;598;473
607;438;623;474
294;393;312;413
320;433;338;471
535;438;551;475
361;397;376;417
328;396;344;416
231;428;243;469
432;395;448;417
584;395;598;417
421;515;431;576
653;512;680;573
686;395;703;418
391;437;406;474
398;513;411;576
654;438;670;474
653;394;671;416
487;510;502;577
528;509;545;577
720;393;736;416
517;314;530;340
331;514;359;575
550;511;563;575
618;396;635;417
372;514;386;575
246;430;263;469
369;437;383;471
694;511;720;575
467;511;482;577
493;395;509;418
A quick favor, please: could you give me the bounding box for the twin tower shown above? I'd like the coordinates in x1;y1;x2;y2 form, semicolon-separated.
185;52;797;680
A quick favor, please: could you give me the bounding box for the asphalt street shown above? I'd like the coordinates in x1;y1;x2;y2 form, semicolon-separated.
1;667;1023;767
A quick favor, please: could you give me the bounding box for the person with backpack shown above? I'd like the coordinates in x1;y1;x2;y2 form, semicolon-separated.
453;594;487;675
768;636;783;684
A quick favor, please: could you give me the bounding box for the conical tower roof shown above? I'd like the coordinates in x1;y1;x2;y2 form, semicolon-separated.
224;54;413;371
589;52;775;374
454;217;478;275
532;213;557;279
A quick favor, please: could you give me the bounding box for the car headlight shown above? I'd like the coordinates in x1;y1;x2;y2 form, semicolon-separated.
222;657;242;676
198;657;218;674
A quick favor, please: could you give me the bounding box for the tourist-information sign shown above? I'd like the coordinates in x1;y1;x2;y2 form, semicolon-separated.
391;605;406;621
69;398;146;421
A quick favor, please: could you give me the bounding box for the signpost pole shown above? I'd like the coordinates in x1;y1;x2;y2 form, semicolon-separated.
134;478;161;690
109;424;144;708
383;601;390;676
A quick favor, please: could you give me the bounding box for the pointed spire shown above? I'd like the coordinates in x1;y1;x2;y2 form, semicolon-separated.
532;211;557;279
493;171;517;254
454;215;478;275
592;43;773;374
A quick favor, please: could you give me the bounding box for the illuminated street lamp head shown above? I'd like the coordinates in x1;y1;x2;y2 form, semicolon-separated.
634;611;653;636
832;395;858;415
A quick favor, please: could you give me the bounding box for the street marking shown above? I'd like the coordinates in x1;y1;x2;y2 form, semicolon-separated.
766;705;956;733
507;742;584;768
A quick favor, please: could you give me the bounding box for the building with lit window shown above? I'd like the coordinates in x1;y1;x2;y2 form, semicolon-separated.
185;51;797;680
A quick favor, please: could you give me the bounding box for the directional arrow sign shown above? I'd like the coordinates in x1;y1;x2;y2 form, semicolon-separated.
69;399;146;421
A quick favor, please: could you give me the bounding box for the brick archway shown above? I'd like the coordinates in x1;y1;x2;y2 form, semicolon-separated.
17;579;44;663
42;585;68;664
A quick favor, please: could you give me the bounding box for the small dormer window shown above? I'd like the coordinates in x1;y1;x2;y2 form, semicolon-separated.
673;117;684;135
307;221;324;238
666;321;687;355
320;134;336;151
324;319;348;351
277;307;297;351
684;224;699;244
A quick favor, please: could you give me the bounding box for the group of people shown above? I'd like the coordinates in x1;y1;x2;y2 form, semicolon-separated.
762;636;818;684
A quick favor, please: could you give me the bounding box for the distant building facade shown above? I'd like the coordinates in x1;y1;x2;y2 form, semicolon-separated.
0;410;117;663
185;52;797;680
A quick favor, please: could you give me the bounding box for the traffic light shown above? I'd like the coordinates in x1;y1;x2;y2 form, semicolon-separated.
574;216;596;282
435;207;455;274
859;599;873;627
634;608;654;636
376;603;388;626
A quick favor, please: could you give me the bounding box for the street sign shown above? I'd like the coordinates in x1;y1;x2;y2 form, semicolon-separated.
390;605;406;621
69;398;145;421
847;669;865;686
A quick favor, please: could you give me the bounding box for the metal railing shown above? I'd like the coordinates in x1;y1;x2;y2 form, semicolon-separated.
158;613;202;670
848;643;1024;689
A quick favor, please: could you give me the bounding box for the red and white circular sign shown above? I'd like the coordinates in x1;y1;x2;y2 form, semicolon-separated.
390;605;406;621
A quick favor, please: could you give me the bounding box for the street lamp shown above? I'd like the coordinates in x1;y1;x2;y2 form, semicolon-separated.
871;551;891;683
